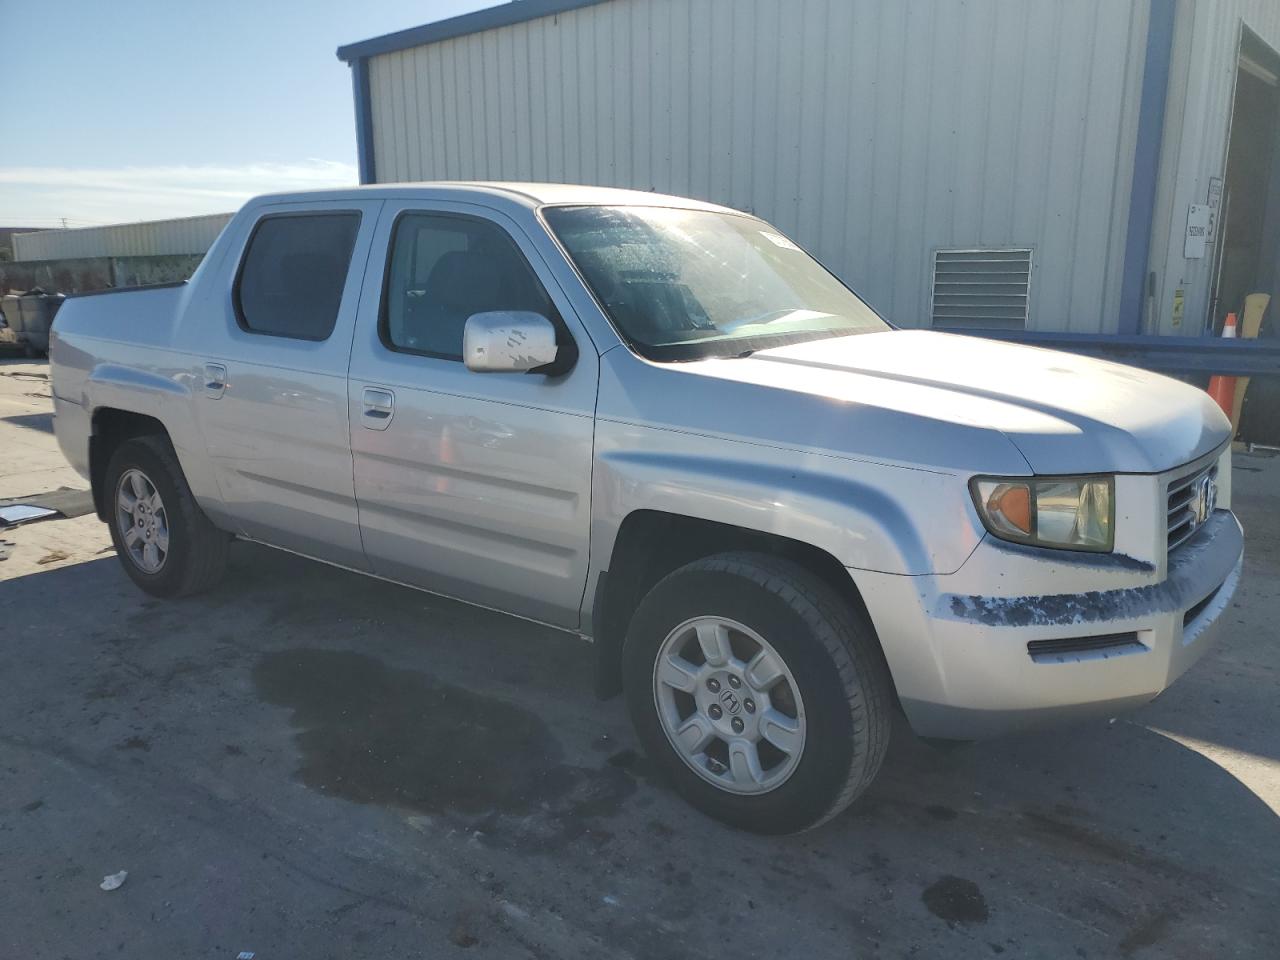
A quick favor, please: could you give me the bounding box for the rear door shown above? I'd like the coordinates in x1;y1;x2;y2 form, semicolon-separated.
347;200;598;628
191;199;383;569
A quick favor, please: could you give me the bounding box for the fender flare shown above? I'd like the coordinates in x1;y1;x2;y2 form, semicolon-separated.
589;449;966;581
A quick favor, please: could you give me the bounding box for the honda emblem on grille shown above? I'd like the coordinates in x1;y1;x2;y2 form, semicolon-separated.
1193;474;1217;526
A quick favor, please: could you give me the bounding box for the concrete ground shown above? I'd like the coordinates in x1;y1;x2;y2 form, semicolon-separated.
1;353;1276;959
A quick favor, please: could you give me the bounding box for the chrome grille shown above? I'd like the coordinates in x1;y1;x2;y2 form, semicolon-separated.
1167;462;1218;553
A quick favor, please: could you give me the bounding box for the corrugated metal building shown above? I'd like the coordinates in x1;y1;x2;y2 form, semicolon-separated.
337;0;1280;341
12;213;234;262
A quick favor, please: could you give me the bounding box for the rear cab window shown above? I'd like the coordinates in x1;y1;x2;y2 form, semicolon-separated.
234;212;361;341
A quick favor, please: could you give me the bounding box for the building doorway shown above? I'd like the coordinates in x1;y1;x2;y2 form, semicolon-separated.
1209;28;1280;336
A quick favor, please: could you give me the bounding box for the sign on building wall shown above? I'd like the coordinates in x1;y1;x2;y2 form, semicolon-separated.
1184;204;1212;259
1206;176;1224;244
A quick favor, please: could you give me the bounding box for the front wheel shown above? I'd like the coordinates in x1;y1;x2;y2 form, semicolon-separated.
104;435;229;598
622;552;892;834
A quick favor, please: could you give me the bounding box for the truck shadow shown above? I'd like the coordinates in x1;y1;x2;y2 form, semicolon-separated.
2;412;54;434
1;541;1276;957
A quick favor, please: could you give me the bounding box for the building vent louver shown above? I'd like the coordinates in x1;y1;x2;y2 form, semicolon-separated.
930;248;1032;330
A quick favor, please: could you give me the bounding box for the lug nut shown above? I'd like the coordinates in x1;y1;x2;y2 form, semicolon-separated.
709;704;723;720
744;698;756;714
727;675;741;689
706;677;720;693
731;717;745;733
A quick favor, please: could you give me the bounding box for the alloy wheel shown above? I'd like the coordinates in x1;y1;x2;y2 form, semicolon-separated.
652;616;806;795
115;468;170;574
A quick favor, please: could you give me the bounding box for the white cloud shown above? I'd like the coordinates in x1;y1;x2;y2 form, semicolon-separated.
0;160;357;228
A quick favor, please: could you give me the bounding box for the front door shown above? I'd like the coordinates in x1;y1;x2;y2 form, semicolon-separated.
347;202;598;628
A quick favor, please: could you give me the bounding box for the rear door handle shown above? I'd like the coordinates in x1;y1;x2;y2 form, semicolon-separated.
361;387;395;430
204;363;227;399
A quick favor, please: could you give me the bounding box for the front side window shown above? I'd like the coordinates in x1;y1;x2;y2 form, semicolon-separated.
234;213;360;341
543;205;888;361
382;213;555;361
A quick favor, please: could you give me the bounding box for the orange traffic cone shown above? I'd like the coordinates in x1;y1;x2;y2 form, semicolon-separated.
1207;312;1238;417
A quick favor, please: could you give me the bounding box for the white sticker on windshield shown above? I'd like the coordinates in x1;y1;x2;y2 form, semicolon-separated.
759;231;801;251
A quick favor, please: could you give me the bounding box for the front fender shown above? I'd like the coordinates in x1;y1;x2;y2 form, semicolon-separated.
589;423;984;582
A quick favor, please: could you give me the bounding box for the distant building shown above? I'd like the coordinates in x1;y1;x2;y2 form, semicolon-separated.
0;227;40;261
338;0;1280;338
11;213;234;262
1;213;234;295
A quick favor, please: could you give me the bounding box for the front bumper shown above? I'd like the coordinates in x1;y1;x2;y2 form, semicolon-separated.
854;510;1244;740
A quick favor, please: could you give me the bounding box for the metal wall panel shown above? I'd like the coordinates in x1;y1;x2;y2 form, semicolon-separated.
12;213;234;262
1150;0;1280;335
366;0;1149;332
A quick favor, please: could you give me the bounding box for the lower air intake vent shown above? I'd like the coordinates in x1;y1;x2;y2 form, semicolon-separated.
1027;632;1146;664
1183;585;1222;627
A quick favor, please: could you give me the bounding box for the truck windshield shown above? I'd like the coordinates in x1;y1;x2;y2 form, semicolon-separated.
543;205;888;361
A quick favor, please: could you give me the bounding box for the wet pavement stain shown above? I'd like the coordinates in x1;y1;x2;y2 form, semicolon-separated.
254;649;636;849
1020;810;1192;880
922;875;989;925
1120;908;1174;956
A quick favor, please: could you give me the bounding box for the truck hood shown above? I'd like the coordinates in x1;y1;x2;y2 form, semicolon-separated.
709;330;1230;474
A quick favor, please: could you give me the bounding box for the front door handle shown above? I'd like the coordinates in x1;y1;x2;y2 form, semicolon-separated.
204;363;227;399
361;387;395;430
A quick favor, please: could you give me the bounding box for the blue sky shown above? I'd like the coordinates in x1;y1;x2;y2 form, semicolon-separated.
0;0;489;228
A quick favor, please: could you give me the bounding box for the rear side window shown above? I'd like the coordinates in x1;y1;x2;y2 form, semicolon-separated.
235;213;360;340
381;213;554;360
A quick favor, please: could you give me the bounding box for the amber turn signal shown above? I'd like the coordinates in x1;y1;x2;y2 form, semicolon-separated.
970;475;1114;552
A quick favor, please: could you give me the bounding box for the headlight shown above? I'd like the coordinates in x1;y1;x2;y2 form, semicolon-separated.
970;475;1114;552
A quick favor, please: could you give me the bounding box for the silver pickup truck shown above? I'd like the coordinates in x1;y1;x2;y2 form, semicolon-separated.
50;183;1243;833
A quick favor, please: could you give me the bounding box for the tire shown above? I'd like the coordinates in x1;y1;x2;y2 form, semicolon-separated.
622;552;892;834
104;434;230;598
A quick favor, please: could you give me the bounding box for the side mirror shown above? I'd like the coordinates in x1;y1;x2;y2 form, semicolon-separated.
463;311;560;373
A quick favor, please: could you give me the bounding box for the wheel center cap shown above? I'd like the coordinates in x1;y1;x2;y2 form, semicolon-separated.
719;689;742;716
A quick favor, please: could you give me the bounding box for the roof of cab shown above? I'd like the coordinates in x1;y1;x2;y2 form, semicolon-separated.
247;181;737;214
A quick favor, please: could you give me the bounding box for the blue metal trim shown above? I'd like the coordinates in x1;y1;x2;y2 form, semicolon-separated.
950;329;1280;377
351;57;376;185
336;0;613;62
1118;0;1177;336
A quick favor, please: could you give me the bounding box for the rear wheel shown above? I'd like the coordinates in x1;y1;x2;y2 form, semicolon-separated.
622;552;892;834
104;435;229;598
